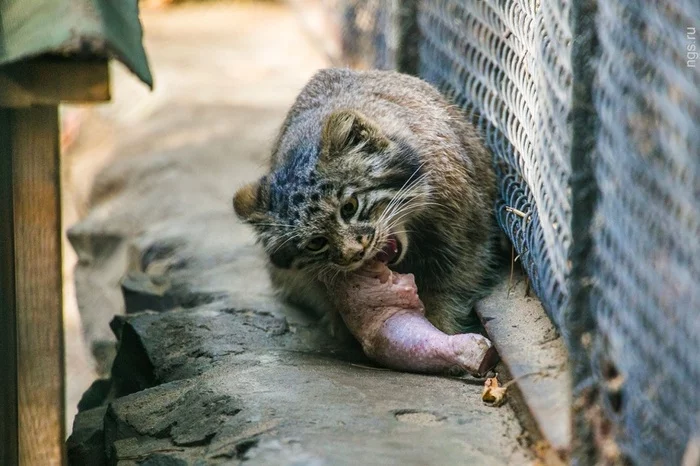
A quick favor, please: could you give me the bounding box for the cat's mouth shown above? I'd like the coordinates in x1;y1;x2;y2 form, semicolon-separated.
375;235;402;265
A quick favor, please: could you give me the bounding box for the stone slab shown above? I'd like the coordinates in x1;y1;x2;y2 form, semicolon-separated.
476;269;572;457
88;310;534;465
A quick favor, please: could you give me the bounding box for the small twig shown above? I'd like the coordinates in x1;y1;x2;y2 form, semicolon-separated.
505;206;531;220
499;369;552;389
482;371;556;407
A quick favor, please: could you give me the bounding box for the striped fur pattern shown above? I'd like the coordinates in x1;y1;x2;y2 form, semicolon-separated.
234;68;500;335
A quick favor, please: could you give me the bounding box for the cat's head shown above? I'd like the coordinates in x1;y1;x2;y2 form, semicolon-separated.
233;109;430;274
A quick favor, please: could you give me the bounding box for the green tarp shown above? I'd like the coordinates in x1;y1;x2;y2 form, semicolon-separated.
0;0;153;87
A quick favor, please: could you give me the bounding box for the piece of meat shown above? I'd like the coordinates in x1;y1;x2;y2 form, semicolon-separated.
324;261;498;375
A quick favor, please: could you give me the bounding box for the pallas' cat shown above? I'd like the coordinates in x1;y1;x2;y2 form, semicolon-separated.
234;68;500;337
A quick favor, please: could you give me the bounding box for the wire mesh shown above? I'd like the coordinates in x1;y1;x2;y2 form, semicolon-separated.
321;0;700;461
586;0;700;462
417;0;573;330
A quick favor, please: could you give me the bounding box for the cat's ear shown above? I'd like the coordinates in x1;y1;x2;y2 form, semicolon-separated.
320;109;389;158
233;176;270;223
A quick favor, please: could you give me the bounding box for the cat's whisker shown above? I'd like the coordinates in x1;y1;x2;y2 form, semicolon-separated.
381;173;433;223
269;234;300;250
255;223;296;228
382;169;431;213
379;190;426;230
388;200;444;221
386;206;431;228
386;194;442;214
377;164;431;225
270;233;302;253
384;200;443;230
330;267;343;283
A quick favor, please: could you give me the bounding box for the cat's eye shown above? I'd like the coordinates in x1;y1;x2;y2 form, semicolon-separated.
341;195;359;219
305;236;328;252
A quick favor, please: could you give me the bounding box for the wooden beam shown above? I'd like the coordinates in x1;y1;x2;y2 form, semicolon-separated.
0;106;66;465
0;59;110;107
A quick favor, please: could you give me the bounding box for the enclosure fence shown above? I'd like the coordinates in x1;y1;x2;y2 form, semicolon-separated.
322;0;700;463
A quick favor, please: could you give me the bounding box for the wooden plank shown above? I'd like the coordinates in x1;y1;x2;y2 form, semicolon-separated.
0;109;19;466
0;59;110;107
0;106;66;465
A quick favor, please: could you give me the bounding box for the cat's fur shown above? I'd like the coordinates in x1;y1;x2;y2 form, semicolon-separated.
234;68;500;335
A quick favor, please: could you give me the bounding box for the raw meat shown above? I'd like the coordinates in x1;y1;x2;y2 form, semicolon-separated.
324;261;498;375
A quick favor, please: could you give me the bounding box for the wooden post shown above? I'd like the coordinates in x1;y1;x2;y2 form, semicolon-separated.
0;106;65;465
0;58;110;466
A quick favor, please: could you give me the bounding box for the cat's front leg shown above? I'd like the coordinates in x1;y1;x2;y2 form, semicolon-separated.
420;289;484;335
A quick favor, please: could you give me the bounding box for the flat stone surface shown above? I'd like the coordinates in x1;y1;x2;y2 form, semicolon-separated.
101;339;528;464
64;2;535;464
476;270;572;456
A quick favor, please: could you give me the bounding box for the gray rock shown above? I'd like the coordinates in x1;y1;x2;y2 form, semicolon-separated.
100;345;532;465
77;378;112;412
121;272;177;314
68;226;129;377
66;406;107;466
109;315;158;398
73;287;532;465
105;379;241;448
108;305;354;393
139;453;189;466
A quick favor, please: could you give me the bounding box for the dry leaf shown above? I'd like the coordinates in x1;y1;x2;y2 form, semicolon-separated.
482;376;507;406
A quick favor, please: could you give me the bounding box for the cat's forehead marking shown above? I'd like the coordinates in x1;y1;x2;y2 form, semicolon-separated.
269;170;315;222
306;205;321;216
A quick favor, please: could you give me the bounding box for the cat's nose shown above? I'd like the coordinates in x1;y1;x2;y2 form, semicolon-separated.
356;235;371;248
339;243;365;265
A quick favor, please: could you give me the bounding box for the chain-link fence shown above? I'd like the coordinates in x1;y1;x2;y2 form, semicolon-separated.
581;1;700;463
314;0;700;463
418;0;573;331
